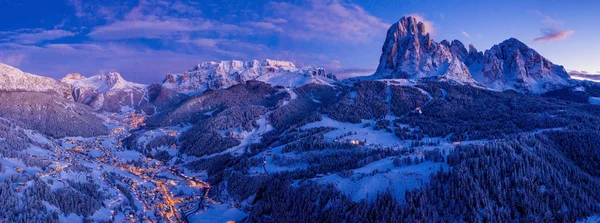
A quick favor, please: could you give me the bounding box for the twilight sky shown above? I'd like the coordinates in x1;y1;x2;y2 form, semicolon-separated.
0;0;597;83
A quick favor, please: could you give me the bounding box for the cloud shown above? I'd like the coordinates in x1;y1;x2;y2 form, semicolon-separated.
87;0;251;40
177;38;219;48
461;31;471;38
247;21;283;32
569;71;600;82
88;19;197;40
407;13;435;35
0;29;76;44
535;10;564;26
328;67;375;79
2;0;383;83
264;0;389;42
533;29;574;43
67;0;87;18
0;52;27;66
264;17;288;24
176;37;269;58
0;42;204;83
67;0;132;21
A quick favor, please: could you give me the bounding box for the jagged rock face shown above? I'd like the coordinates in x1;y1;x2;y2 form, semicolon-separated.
374;16;473;82
0;63;72;98
371;16;571;94
163;59;337;93
474;38;570;93
442;40;483;66
61;72;148;112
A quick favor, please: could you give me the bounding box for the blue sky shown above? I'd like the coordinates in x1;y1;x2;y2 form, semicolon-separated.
0;0;597;83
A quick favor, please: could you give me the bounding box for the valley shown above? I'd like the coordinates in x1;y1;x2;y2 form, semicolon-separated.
8;112;216;222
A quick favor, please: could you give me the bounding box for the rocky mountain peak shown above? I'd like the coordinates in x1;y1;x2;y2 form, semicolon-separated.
61;73;86;82
61;71;146;112
373;16;473;82
394;16;428;38
104;72;125;87
473;37;570;93
370;16;572;94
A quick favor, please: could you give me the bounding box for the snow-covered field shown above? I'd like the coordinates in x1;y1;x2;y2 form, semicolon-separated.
300;115;402;147
255;72;334;88
314;158;448;202
589;97;600;105
188;203;247;223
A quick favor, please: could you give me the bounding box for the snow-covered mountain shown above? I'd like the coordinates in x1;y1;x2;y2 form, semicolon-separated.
470;38;571;93
163;59;337;94
61;72;147;112
372;16;474;83
0;63;71;97
369;16;571;94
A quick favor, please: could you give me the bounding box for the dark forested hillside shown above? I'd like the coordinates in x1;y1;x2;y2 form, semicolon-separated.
0;91;108;138
132;79;600;222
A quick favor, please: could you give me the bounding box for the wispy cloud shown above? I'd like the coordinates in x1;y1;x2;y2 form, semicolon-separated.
0;52;27;67
88;19;197;40
533;29;574;43
535;10;564;26
533;10;572;43
461;31;471;38
264;0;389;42
247;21;283;32
329;67;375;79
3;0;384;82
87;0;250;40
0;42;203;82
0;29;76;44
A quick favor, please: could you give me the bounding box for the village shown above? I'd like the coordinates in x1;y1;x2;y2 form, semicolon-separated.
12;111;215;223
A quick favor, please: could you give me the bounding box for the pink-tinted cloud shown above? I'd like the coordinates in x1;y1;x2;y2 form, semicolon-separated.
533;29;574;43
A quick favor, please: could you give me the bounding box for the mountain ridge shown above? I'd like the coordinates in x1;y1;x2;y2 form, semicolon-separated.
162;59;337;94
368;16;572;93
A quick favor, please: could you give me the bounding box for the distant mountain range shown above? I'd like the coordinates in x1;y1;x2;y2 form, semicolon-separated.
162;59;337;94
0;15;580;113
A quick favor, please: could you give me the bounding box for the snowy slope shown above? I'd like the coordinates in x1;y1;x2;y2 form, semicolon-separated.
62;72;145;94
473;38;571;93
0;63;71;96
61;72;147;112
